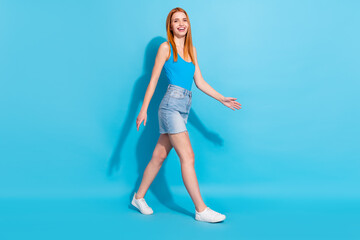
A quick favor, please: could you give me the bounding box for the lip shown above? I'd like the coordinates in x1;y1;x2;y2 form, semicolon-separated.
177;27;186;31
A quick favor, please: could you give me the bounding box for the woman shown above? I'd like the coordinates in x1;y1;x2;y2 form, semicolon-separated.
132;7;241;223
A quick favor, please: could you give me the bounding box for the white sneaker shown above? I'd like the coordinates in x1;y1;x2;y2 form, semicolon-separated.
131;192;153;215
195;207;226;223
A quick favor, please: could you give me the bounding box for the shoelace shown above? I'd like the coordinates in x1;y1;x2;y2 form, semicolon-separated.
197;208;223;219
138;198;150;208
207;209;222;220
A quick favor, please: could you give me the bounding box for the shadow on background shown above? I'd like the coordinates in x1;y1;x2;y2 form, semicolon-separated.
107;37;224;217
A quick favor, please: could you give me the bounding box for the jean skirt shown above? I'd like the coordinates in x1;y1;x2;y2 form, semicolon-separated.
158;84;192;134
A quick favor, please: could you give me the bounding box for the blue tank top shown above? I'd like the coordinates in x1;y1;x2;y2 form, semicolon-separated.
163;42;195;91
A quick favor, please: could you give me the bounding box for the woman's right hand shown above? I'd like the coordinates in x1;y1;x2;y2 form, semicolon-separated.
136;110;147;131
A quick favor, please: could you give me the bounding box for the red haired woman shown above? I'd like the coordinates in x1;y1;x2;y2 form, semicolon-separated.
132;7;241;223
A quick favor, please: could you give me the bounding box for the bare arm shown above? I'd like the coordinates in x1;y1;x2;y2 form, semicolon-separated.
136;42;169;131
140;42;169;113
193;46;225;102
193;46;241;111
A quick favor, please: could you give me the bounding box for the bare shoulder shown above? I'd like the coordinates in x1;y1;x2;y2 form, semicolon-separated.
192;45;197;56
159;41;170;52
162;41;170;48
158;41;171;60
192;45;198;63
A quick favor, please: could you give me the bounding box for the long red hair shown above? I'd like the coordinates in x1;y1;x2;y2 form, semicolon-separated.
166;7;195;63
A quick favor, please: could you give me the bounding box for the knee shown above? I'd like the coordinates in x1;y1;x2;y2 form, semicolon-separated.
180;152;195;166
152;150;168;165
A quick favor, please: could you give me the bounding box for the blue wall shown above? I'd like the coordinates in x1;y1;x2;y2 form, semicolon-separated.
1;0;359;200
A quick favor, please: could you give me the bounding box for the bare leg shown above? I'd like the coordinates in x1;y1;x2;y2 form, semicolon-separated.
168;131;207;212
135;133;173;199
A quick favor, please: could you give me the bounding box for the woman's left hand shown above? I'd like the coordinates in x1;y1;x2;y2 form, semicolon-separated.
220;97;242;111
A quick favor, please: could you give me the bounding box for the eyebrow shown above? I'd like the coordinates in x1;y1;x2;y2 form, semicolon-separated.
173;18;187;20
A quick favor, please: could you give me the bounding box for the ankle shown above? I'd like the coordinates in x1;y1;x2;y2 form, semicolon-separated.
196;205;207;212
135;192;144;200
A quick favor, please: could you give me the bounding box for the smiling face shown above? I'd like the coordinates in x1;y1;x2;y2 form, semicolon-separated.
170;11;189;37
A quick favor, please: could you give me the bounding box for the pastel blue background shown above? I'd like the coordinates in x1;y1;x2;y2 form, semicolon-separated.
1;0;359;239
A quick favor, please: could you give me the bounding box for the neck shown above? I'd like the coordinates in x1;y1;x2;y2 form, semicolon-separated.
174;36;185;49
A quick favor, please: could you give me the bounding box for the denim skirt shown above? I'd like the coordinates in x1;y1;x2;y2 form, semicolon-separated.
158;84;192;134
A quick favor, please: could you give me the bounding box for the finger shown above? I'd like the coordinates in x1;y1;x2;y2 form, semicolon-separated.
144;118;147;126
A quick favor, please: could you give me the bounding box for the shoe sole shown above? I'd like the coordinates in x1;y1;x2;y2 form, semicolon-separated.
131;198;153;215
195;215;226;223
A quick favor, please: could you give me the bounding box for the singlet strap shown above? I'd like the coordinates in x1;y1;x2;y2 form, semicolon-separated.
167;42;172;61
